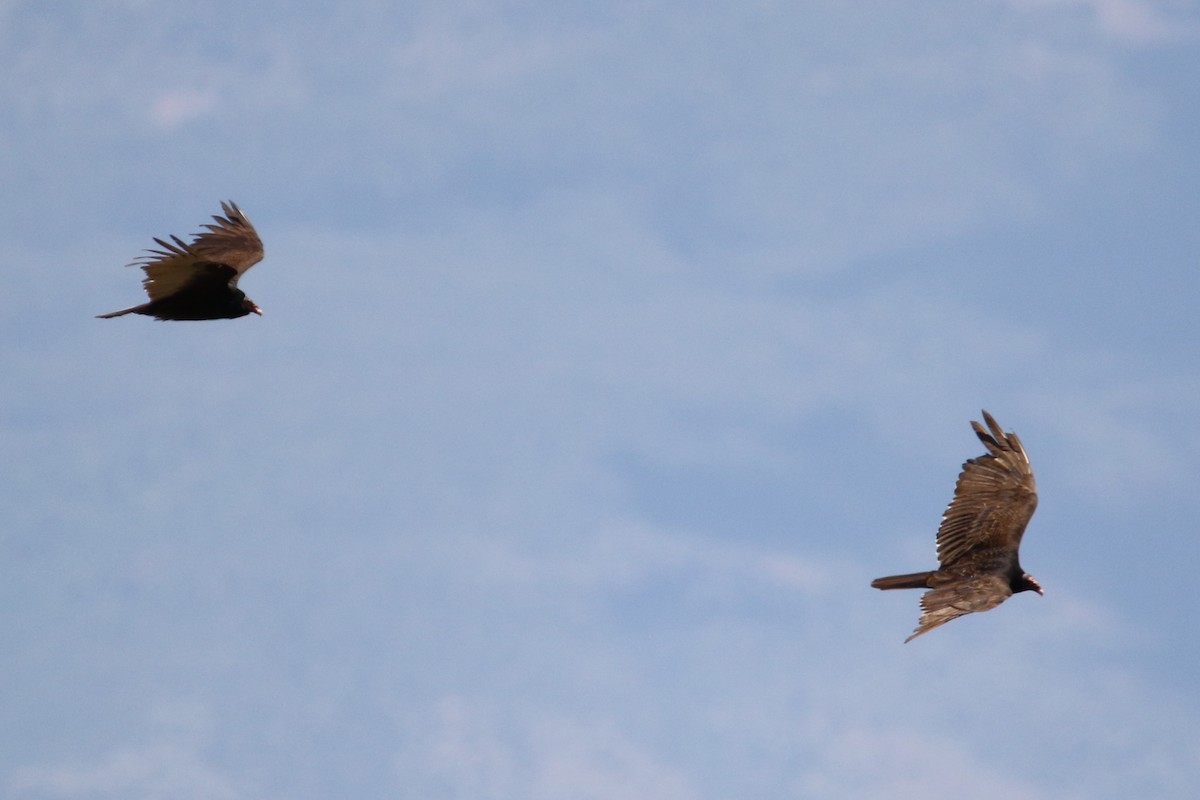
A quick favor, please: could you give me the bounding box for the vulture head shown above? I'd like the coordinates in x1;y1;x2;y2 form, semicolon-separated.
1014;573;1043;596
241;295;263;316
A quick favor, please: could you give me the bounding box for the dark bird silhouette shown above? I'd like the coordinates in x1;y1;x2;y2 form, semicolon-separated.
872;410;1041;642
98;201;264;320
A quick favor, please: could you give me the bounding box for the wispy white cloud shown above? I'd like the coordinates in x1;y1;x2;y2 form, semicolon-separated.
457;516;842;601
9;743;236;800
150;89;218;129
796;725;1052;800
401;696;698;800
1022;372;1200;505
1004;0;1200;44
382;7;594;101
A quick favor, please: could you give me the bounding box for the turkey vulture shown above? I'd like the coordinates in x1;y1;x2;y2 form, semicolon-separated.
872;410;1041;642
97;201;264;320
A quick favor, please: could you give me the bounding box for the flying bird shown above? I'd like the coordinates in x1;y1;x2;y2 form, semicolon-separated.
98;201;264;320
872;410;1041;642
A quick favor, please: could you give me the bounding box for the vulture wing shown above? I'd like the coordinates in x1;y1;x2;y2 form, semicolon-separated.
906;572;1013;643
188;201;263;276
128;201;264;302
933;410;1038;569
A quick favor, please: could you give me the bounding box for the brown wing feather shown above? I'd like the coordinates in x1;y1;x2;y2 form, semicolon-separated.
190;200;263;275
905;571;1012;642
934;410;1038;569
127;201;264;302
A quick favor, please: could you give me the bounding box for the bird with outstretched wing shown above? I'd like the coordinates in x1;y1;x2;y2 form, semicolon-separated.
98;201;264;321
872;410;1042;642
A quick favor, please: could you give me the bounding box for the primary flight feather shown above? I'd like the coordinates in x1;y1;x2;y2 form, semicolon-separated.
871;410;1041;642
98;201;264;321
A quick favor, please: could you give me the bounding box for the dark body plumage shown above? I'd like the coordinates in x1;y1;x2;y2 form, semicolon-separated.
872;411;1041;642
98;201;264;321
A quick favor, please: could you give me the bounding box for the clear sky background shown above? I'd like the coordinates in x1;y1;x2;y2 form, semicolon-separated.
3;1;1200;798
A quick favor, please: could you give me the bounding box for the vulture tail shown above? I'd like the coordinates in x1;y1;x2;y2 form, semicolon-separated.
870;571;934;590
96;304;146;319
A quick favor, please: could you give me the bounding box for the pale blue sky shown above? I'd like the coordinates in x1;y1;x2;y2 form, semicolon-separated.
3;1;1200;798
